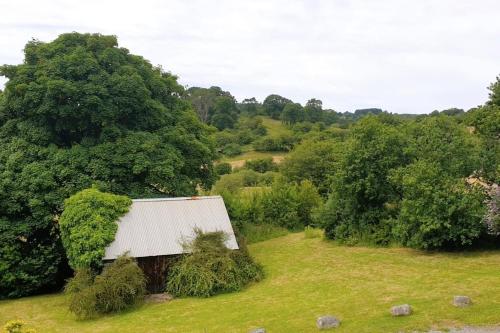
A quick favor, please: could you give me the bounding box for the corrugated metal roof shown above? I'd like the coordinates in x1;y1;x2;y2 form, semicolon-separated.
103;196;238;260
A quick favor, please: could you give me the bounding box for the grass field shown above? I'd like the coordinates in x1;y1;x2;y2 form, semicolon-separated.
1;233;500;333
260;117;293;137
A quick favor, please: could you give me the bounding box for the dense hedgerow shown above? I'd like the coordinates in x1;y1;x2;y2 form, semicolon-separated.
59;188;132;270
65;255;146;319
165;230;263;297
218;179;322;232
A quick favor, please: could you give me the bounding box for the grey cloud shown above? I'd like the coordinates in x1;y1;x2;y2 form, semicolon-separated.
1;0;499;113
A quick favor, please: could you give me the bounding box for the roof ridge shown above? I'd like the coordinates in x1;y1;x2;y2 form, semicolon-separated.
131;195;221;202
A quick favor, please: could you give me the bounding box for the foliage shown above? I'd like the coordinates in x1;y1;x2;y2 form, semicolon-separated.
64;268;94;294
212;169;264;193
405;116;480;178
281;102;304;125
280;138;343;195
215;162;232;175
238;97;261;116
221;143;242;157
0;33;216;298
66;255;146;319
244;157;277;173
319;113;489;248
321;116;409;245
465;105;500;182
262;94;291;119
221;179;322;231
390;161;487;249
253;134;297;152
165;230;263;297
185;86;238;129
210;96;239;130
59;188;131;270
484;186;500;235
304;98;324;122
236;116;267;136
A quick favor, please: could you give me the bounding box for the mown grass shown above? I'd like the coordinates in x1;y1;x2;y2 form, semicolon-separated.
1;233;500;333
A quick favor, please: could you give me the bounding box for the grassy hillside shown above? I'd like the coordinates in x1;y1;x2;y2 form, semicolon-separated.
221;117;292;167
1;233;500;332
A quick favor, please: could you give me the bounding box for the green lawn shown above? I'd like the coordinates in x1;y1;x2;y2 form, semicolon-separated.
1;233;500;333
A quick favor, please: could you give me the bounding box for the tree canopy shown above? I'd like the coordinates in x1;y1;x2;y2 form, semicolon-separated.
0;33;216;298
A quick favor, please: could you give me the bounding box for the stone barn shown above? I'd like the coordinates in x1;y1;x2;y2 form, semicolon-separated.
103;196;238;292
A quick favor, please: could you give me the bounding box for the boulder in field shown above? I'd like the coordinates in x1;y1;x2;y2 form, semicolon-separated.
390;304;412;316
249;328;266;333
453;296;472;307
316;315;341;329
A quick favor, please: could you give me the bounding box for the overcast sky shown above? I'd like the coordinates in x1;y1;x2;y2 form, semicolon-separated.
1;0;499;113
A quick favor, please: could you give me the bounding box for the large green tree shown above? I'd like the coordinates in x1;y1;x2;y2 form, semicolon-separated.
465;75;500;182
185;86;238;129
262;94;291;119
321;116;409;244
281;102;304;125
280;138;343;195
0;33;216;298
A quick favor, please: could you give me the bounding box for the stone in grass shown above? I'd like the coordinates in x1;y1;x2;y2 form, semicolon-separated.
453;296;472;307
316;315;341;329
390;304;412;316
249;328;266;333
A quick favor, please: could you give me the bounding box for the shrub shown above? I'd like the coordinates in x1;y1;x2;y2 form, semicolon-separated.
258;171;279;186
221;143;242;157
236;129;256;145
213;169;262;194
165;230;262;297
64;268;94;294
59;188;132;270
253;134;297;152
213;173;245;194
237;116;267;136
280;138;343;195
244;158;277;173
66;255;146;319
390;161;487;249
239;169;261;187
214;130;238;147
215;162;232;175
259;180;322;230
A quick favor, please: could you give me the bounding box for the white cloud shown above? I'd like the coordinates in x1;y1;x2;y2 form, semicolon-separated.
1;0;499;113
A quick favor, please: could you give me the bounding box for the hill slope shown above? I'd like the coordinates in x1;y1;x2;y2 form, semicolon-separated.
1;233;500;332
